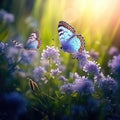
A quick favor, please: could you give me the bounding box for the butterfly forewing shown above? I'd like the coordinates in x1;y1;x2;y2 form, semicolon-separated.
58;21;75;44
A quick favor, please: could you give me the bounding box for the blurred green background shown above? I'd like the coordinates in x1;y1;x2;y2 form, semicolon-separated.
0;0;120;66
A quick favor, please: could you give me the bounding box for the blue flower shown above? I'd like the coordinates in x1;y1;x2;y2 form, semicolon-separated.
0;92;26;120
33;66;46;82
89;49;99;60
60;76;95;95
6;47;20;66
98;76;117;95
59;75;67;82
60;83;74;94
0;9;14;23
50;68;61;77
69;72;80;79
41;46;60;66
108;46;119;56
74;50;89;68
0;42;5;53
20;49;38;65
73;77;95;95
108;54;120;74
83;61;100;76
0;42;8;53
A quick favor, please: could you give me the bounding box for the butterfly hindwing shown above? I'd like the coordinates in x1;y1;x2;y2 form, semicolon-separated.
65;35;82;53
58;21;85;53
77;34;85;52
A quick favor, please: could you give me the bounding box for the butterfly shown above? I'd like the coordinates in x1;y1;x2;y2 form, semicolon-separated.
12;31;41;50
26;31;41;49
58;21;85;53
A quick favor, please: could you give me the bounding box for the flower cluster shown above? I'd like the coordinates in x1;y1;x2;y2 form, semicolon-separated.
33;46;63;83
96;75;118;95
108;54;120;75
0;9;14;23
0;30;120;120
41;46;60;66
60;75;94;95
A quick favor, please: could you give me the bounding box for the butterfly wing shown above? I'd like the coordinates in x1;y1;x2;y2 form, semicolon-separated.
11;40;23;48
58;21;75;45
26;31;41;49
58;21;85;53
62;34;85;53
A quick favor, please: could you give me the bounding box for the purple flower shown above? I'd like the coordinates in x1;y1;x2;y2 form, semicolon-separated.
0;92;26;120
108;54;120;74
20;49;38;65
69;72;80;79
108;46;119;56
83;61;100;76
6;47;20;65
59;75;67;82
0;10;14;23
41;46;60;66
50;68;61;77
60;83;74;94
89;49;99;60
33;66;46;82
0;42;8;53
73;77;95;95
98;76;117;94
74;50;89;68
0;42;5;53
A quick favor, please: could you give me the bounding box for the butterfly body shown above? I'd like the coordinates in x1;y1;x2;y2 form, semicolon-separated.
58;21;85;53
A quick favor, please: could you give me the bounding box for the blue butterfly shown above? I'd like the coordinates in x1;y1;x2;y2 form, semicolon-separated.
12;31;41;50
26;31;41;49
58;21;85;53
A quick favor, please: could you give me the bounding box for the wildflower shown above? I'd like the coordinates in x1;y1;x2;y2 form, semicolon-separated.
59;75;67;82
0;42;5;53
83;61;100;76
73;77;95;95
33;66;46;82
74;50;89;68
108;46;119;56
41;46;60;66
108;54;120;74
6;47;20;66
98;76;117;95
58;65;66;71
0;9;14;23
50;68;61;77
89;49;99;60
69;72;80;79
60;83;74;94
20;49;38;65
0;92;26;120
